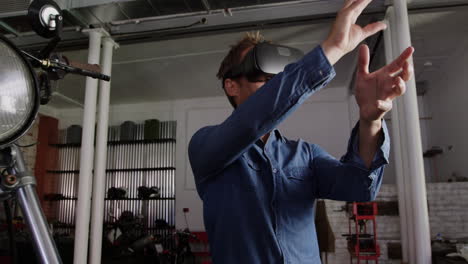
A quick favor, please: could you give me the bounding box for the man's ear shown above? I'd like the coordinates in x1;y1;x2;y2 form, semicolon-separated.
224;78;240;97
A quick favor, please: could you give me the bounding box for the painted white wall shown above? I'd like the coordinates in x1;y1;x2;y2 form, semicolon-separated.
423;37;468;182
379;95;432;184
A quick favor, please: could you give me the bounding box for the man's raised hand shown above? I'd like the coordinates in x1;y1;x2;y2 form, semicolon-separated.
322;0;387;65
355;44;415;123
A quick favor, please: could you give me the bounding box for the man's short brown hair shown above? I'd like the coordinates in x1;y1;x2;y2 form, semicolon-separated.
217;31;266;108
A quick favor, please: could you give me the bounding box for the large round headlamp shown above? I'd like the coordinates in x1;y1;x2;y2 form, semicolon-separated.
0;34;40;147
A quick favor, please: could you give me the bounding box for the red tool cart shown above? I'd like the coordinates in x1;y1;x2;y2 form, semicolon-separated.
344;202;380;264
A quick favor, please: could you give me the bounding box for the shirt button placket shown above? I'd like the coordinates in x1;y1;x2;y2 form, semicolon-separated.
265;147;284;263
270;166;278;216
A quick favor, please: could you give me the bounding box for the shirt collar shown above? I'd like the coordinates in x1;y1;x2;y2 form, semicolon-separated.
254;129;285;148
273;129;286;143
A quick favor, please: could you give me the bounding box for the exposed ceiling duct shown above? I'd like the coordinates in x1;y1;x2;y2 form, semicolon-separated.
2;0;467;50
2;0;388;49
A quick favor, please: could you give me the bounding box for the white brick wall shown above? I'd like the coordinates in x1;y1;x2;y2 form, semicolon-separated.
427;182;468;240
323;182;468;263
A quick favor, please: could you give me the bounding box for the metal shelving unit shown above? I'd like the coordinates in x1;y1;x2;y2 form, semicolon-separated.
47;121;177;239
46;168;176;173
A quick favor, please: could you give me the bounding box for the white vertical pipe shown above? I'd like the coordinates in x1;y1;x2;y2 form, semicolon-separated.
391;1;432;263
89;37;119;264
392;18;417;261
73;29;103;264
388;8;417;262
383;13;410;264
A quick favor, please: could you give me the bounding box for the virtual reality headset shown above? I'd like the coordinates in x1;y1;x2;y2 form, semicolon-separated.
223;42;304;83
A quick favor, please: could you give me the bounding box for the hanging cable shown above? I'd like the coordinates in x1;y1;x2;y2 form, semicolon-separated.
14;142;39;148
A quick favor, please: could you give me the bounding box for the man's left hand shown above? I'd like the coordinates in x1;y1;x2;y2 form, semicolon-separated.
355;44;414;123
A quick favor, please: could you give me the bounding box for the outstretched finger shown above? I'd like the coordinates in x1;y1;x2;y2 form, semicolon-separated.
343;0;356;9
358;44;370;74
387;46;414;74
362;21;387;39
346;0;372;22
399;60;413;82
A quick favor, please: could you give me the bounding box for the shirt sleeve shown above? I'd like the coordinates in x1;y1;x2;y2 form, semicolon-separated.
189;45;336;183
311;120;390;201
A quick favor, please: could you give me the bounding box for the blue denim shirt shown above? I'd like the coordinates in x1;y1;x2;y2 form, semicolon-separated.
188;45;390;264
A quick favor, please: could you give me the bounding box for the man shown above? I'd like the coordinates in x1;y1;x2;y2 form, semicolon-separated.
188;0;414;263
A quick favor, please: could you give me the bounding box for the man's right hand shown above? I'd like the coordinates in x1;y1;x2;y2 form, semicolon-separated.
322;0;387;65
